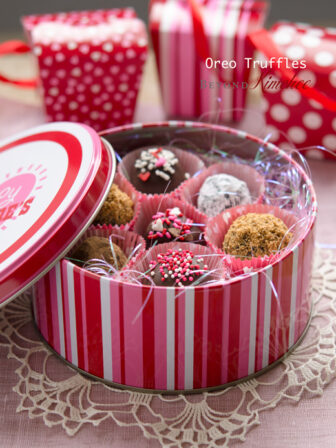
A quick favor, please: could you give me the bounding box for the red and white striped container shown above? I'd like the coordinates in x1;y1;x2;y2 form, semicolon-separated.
149;0;269;122
26;121;317;393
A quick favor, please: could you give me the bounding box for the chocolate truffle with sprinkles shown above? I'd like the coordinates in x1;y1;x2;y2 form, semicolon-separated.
146;207;203;246
129;146;189;194
147;248;211;287
223;213;292;259
197;173;251;217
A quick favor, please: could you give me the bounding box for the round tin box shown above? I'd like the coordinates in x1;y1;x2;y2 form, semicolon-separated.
0;121;316;393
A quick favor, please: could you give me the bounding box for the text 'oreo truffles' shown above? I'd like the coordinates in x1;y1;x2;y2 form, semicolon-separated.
131;146;189;194
146;207;202;246
223;213;292;259
197;173;251;217
148;248;210;287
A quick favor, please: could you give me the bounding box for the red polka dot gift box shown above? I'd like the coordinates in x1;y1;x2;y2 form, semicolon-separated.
21;9;148;132
251;22;336;160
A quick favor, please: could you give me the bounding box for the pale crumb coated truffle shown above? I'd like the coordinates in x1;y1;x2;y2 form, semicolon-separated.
223;213;292;259
197;173;251;217
95;184;134;226
72;236;127;271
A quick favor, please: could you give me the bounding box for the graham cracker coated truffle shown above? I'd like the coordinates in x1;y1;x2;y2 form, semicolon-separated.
95;184;134;226
72;236;127;271
223;213;292;259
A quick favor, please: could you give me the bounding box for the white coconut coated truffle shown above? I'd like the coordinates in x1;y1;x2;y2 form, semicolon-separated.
197;173;251;217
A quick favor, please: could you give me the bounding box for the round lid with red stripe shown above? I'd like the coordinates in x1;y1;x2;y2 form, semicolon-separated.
0;122;115;305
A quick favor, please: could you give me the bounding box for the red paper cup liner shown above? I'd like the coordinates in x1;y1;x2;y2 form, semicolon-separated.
126;242;227;288
205;203;300;274
67;225;146;278
177;161;265;219
118;146;205;199
94;172;142;230
133;195;208;247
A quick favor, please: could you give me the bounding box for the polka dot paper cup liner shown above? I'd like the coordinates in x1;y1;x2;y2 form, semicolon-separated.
68;225;146;278
94;172;142;230
205;203;300;275
126;242;227;288
118;146;205;199
177;161;265;220
133;195;208;248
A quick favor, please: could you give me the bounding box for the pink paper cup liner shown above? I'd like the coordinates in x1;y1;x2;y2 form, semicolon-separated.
126;242;227;288
177;161;265;219
205;203;300;275
118;146;205;199
67;225;146;278
94;172;142;230
133;195;208;247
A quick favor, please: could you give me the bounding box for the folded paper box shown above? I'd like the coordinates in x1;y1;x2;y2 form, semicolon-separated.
22;9;148;131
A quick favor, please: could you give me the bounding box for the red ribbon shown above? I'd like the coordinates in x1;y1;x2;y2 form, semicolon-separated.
188;0;229;84
0;40;38;89
249;29;336;112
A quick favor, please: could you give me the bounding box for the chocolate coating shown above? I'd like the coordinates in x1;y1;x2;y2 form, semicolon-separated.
147;248;211;287
146;207;203;247
126;146;188;194
197;173;251;217
223;213;292;259
72;236;127;271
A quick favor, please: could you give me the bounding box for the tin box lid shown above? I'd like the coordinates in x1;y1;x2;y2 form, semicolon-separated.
0;122;116;306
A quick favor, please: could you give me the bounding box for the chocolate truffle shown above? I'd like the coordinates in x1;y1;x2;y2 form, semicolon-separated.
128;146;189;194
146;207;203;246
95;184;134;226
197;173;251;217
72;236;127;271
147;248;211;287
223;213;292;259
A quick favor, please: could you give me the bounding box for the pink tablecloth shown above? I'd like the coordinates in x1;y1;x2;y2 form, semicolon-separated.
0;95;336;448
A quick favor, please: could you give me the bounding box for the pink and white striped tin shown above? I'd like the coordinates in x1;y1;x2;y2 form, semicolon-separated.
149;0;269;122
33;122;317;392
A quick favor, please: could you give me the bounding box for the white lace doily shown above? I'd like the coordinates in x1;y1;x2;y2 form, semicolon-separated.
0;248;335;448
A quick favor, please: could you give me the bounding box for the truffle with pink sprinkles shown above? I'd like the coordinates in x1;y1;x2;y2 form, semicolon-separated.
147;248;210;287
146;207;202;246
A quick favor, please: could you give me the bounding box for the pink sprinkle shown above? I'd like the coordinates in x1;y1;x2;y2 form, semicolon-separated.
155;157;166;167
189;277;193;281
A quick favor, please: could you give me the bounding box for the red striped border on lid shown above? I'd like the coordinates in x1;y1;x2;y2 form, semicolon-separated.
0;122;116;305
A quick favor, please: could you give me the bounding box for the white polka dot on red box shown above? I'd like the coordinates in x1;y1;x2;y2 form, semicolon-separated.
270;104;290;122
288;126;307;144
281;89;301;106
302;112;322;130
